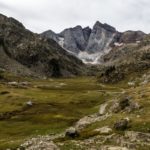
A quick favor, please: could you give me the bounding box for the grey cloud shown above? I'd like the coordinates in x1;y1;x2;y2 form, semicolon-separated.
0;0;150;33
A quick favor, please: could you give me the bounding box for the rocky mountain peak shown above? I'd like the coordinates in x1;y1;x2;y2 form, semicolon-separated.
42;21;146;64
103;23;116;32
73;25;82;30
93;21;116;33
0;13;24;29
93;21;103;29
83;26;91;30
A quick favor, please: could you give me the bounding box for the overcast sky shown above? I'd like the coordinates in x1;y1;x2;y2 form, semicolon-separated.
0;0;150;33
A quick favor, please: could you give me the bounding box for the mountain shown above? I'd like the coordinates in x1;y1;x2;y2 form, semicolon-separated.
0;14;86;78
97;35;150;83
42;22;146;64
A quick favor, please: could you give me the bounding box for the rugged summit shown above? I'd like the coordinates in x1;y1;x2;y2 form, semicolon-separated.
42;22;146;64
0;14;86;77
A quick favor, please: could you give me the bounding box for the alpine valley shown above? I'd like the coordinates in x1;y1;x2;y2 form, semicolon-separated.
0;13;150;150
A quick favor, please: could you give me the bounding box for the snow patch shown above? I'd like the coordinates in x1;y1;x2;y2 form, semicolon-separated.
58;37;64;48
78;51;101;64
78;48;111;64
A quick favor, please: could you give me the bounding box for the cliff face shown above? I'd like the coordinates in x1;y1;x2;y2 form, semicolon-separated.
42;21;146;64
0;14;86;78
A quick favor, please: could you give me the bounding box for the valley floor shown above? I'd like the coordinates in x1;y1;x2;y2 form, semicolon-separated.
0;76;150;150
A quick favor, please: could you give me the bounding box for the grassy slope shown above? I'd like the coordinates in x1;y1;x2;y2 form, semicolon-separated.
60;79;150;150
0;77;124;149
0;75;149;149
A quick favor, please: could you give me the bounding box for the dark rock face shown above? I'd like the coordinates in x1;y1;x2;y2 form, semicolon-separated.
83;27;92;43
85;21;117;53
42;21;146;63
59;25;88;53
0;13;86;77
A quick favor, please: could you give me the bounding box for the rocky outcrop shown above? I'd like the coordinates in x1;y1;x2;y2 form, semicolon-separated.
20;136;60;150
118;31;145;43
113;119;129;131
110;96;141;113
0;13;86;77
98;35;150;83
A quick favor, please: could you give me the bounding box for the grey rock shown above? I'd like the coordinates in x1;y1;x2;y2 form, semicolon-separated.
125;131;150;142
100;145;129;150
99;103;108;115
42;30;59;43
21;137;59;150
114;119;129;131
8;81;18;86
86;21;117;53
111;96;141;113
42;21;146;64
75;113;112;130
65;127;79;138
94;126;112;134
26;101;33;106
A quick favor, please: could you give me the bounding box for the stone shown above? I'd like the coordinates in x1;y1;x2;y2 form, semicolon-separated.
26;101;33;106
100;145;129;150
128;82;135;86
20;81;30;86
21;139;59;150
65;127;79;138
125;131;150;142
75;113;111;130
99;103;108;115
8;81;18;86
114;119;129;131
111;96;140;113
94;126;112;134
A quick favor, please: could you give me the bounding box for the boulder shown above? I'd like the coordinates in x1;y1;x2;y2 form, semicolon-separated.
114;119;129;131
8;81;18;86
26;101;33;106
99;103;108;115
65;127;79;138
111;96;141;113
